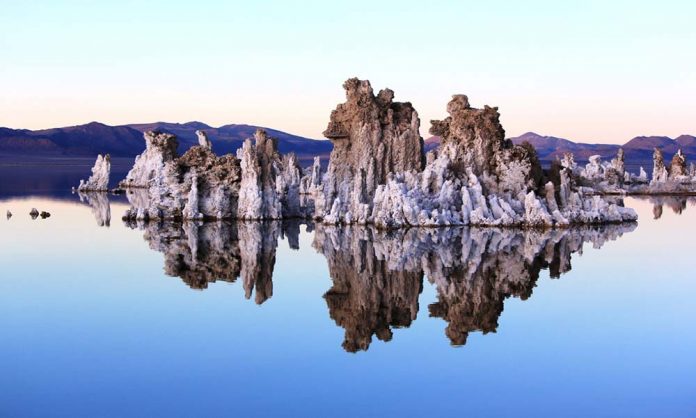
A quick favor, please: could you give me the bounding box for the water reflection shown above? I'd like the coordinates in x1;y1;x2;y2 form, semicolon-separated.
77;192;111;227
630;196;696;219
126;215;636;352
125;220;307;304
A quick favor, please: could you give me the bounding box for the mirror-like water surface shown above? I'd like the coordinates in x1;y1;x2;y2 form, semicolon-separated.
0;194;694;417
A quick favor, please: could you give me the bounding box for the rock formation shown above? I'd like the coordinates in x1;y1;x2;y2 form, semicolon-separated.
79;78;643;225
319;78;423;224
30;208;39;219
671;149;688;178
119;131;179;189
365;95;636;227
120;128;307;221
77;154;111;191
652;148;669;184
236;129;307;219
196;130;212;150
6;210;11;219
40;211;50;219
574;147;696;194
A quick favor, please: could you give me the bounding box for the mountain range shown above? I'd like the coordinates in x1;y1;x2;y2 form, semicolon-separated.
1;121;694;167
0;121;333;164
425;132;696;163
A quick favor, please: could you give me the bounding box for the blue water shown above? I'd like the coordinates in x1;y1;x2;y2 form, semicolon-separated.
0;194;694;417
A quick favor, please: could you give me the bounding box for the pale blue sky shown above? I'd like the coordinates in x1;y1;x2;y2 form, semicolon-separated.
1;0;694;142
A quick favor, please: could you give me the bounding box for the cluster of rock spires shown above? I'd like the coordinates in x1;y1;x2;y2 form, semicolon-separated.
122;218;635;352
78;77;638;227
573;147;696;195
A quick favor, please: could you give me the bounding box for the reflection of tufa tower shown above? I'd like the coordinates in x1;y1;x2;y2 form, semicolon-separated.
129;220;299;305
125;217;637;352
314;225;636;351
317;226;423;352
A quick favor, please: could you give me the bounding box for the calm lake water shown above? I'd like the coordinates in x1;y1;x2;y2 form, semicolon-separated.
0;190;694;417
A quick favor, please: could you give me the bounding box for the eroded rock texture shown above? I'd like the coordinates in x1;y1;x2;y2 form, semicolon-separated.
77;154;111;191
90;78;643;225
120;129;307;221
119;131;179;189
652;148;669;184
368;95;636;227
319;78;423;224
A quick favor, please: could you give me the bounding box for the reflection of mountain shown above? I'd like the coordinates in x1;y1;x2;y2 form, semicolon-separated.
313;225;636;351
126;218;636;352
127;220;304;305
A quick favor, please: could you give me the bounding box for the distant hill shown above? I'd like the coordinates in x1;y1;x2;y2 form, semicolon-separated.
424;131;696;164
3;120;694;170
0;121;333;164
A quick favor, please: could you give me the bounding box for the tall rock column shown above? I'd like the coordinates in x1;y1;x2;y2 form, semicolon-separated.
651;148;669;184
236;129;302;220
670;149;688;179
320;78;423;224
77;154;111;191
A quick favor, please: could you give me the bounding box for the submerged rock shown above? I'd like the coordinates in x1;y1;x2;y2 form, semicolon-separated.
40;211;51;219
6;210;11;219
30;208;39;219
77;154;111;192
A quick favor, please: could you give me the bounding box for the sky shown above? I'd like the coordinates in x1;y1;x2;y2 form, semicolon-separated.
0;0;694;143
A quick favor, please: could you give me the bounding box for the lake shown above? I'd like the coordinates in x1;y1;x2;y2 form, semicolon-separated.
0;189;694;417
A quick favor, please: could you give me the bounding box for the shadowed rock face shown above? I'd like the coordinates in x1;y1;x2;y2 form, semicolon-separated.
319;78;423;224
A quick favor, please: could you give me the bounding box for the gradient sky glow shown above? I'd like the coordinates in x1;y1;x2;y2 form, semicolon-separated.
1;0;694;142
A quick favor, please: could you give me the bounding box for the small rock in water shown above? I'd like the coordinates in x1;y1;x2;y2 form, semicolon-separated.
6;210;11;219
30;208;39;219
40;211;51;219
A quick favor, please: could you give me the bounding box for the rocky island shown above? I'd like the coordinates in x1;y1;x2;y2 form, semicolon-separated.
79;78;638;227
565;147;696;195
